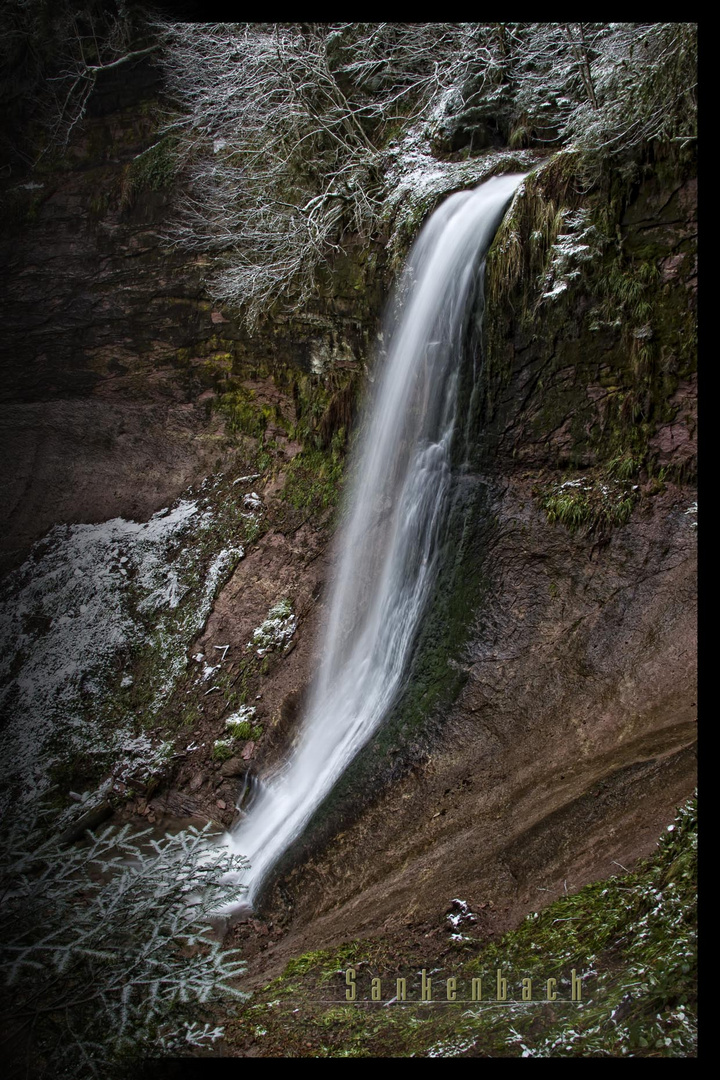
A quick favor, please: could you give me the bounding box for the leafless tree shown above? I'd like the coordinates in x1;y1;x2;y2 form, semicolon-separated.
507;23;696;156
155;22;497;323
153;22;696;325
564;23;697;156
0;0;157;167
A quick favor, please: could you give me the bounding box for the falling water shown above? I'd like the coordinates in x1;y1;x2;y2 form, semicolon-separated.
225;173;524;906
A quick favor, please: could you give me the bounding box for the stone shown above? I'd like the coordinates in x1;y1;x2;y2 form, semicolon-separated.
220;756;246;777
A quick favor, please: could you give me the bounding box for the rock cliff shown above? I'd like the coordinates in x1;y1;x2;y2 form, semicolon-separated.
0;34;696;1062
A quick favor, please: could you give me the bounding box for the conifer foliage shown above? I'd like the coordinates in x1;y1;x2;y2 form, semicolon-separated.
0;809;248;1077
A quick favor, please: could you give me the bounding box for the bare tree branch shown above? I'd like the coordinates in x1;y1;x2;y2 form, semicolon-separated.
151;21;695;326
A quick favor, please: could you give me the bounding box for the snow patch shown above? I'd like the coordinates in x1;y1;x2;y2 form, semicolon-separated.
0;496;244;811
247;599;297;658
540;209;603;303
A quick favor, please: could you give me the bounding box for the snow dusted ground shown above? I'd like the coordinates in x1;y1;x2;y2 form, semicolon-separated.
383;126;539;267
0;482;244;815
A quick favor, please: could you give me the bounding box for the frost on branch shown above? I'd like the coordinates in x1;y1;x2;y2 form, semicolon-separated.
0;811;249;1075
153;22;695;327
155;23;490;324
1;0;157;162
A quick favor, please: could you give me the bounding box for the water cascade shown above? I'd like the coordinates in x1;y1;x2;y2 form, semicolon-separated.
226;173;525;906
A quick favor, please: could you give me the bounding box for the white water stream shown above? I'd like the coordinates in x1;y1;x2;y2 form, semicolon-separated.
225;174;524;906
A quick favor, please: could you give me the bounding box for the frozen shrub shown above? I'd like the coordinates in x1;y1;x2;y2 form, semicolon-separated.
0;808;249;1077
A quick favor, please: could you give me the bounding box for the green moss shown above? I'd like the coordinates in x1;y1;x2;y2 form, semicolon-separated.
282;446;344;514
589;245;694;475
283;946;360;982
290;371;358;452
211;740;234;762
226;720;252;740
217;387;276;439
605;451;645;481
540;474;638;533
119;136;178;209
88;188;111;219
227;797;696;1058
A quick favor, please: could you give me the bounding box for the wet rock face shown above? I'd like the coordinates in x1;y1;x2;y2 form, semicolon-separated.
258;479;695;946
0;65;377;578
252;156;696;949
0;77;220;576
0;50;696;970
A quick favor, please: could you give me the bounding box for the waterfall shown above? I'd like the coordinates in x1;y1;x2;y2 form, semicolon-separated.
225;173;524;907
